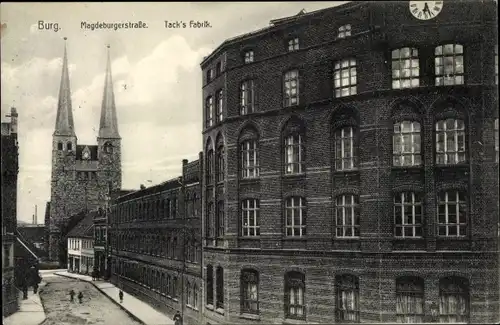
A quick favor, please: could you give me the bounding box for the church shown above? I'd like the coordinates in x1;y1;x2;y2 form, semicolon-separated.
46;39;122;265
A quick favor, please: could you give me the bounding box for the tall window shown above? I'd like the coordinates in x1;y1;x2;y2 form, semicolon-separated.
206;149;214;184
335;195;360;237
393;121;421;166
217;201;224;238
285;197;306;237
334;59;357;97
495;118;499;162
392;47;420;89
285;272;305;320
216;267;224;310
67;142;73;151
206;202;214;238
216;62;222;76
241;269;259;314
336;274;360;323
57;142;63;150
172;197;177;219
206;69;213;83
244;50;254;64
396;277;425;323
216;89;223;123
193;284;198;308
437;191;467;237
335;126;356;170
439;277;469;323
240;139;259;178
435;44;464;86
241;199;260;236
187;282;192;306
206;265;214;305
285;134;304;174
240;80;255;115
288;38;299;51
216;145;225;183
394;192;423;238
436;119;466;165
495;45;498;85
338;24;352;39
283;70;299;107
205;96;213;128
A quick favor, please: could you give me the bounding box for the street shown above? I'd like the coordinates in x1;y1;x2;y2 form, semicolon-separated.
39;275;141;325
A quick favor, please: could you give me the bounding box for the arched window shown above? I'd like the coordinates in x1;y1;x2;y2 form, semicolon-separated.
334;58;357;98
206;138;214;184
216;89;224;123
283;118;305;175
435;118;466;165
216;266;224;310
66;142;73;151
283;69;299;107
243;50;254;64
206;202;214;238
439;277;469;323
57;142;63;150
104;142;113;153
435;44;464;86
205;96;214;128
193;284;199;308
206;265;214;306
394;192;423;237
216;137;225;183
393;121;421;166
241;269;259;314
392;47;420;89
186;281;192;306
285;271;305;320
285;197;306;237
437;190;467;237
396;276;424;323
335;194;360;237
193;193;199;218
239;126;260;178
336;274;359;322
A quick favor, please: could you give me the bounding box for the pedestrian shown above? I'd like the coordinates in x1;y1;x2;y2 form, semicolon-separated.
69;289;75;302
78;291;83;304
173;310;182;325
91;269;95;281
33;282;39;294
119;289;123;303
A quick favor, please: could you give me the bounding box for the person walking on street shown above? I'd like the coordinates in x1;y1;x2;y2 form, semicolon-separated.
78;291;83;304
69;289;75;302
33;282;39;294
173;311;182;325
119;289;124;303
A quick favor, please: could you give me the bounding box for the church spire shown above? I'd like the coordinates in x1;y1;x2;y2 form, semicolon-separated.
54;37;75;136
98;45;120;139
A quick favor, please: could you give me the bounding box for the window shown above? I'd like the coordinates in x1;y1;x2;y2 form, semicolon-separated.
437;191;467;237
285;197;306;237
495;45;498;85
206;149;214;184
216;145;225;182
216;89;223;123
104;142;113;153
206;202;214;238
396;277;424;323
172;197;177;219
216;267;224;310
283;70;299;107
240;139;259;178
336;275;359;322
285;134;304;174
244;50;254;64
67;142;72;151
285;271;305;320
439;277;469;323
335;126;356;171
334;59;357;97
436;119;466;165
393;121;421;166
435;44;464;86
241;199;260;236
193;284;198;308
206;69;213;83
338;24;351;39
288;37;299;51
335;195;360;237
394;192;422;237
240;80;255;115
216;62;222;76
495;119;499;162
217;201;224;238
57;142;63;150
205;96;214;128
392;47;420;89
241;269;259;314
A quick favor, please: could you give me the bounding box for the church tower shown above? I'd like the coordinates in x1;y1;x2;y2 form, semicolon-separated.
48;40;122;264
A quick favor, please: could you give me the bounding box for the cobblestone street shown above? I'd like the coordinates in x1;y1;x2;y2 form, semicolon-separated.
39;275;141;325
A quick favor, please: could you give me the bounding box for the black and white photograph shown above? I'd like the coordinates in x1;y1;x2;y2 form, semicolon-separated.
1;1;498;324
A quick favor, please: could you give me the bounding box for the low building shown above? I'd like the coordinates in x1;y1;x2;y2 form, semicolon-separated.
67;212;94;274
17;220;47;261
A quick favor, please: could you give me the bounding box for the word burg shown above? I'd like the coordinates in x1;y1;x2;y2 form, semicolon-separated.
38;21;60;32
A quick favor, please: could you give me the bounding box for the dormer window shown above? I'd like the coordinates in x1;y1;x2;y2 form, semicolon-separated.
288;38;300;52
338;24;352;39
244;50;254;64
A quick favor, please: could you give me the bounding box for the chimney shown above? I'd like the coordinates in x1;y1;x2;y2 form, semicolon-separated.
32;214;35;224
10;107;18;134
35;204;38;224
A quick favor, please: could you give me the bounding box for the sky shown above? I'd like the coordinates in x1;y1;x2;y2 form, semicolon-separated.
0;1;346;224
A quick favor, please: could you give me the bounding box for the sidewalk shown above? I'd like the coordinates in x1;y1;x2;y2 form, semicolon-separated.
54;271;174;325
3;282;47;325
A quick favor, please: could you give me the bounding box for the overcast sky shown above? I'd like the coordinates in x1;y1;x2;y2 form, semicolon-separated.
1;1;346;224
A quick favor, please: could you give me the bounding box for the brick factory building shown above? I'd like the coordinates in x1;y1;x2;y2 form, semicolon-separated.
200;1;498;324
109;157;203;325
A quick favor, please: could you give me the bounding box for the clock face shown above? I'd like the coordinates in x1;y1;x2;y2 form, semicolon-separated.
83;151;90;160
409;1;443;20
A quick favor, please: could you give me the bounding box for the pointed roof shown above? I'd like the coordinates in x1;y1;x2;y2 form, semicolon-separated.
98;45;120;139
54;37;75;137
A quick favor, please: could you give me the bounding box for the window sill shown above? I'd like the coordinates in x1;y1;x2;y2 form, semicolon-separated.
283;236;307;241
216;308;225;315
391;165;423;171
206;304;214;311
283;318;307;324
393;236;424;240
239;236;260;240
437;236;469;241
240;313;260;320
332;169;359;175
239;177;260;184
334;236;360;240
282;173;306;180
435;163;469;169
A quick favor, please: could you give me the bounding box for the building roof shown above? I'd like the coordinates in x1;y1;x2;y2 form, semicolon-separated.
15;231;41;261
54;39;76;137
17;224;45;242
99;46;120;139
67;211;94;238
